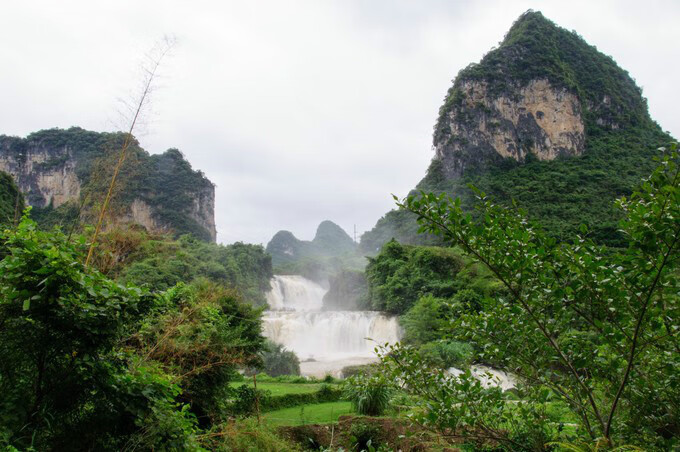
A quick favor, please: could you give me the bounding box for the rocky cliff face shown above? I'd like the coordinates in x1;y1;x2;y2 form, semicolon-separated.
435;78;585;178
0;141;81;208
0;128;217;241
428;10;655;181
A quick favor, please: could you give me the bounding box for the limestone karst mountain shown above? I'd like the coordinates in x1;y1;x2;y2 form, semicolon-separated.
266;220;364;285
361;11;673;252
266;220;357;267
0;127;216;241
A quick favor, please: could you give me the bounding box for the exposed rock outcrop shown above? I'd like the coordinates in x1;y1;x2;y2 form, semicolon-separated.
0;128;217;241
0;142;81;208
435;78;585;178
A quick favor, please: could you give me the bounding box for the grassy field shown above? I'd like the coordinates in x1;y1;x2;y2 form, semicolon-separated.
229;381;335;396
263;401;354;427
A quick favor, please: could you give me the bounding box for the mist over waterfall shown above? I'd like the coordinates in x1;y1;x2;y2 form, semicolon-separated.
265;275;326;311
263;275;400;376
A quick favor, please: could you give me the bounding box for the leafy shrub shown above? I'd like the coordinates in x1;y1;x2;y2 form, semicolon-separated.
340;364;378;378
322;374;335;384
231;384;270;416
365;240;466;314
133;280;265;423
0;216;200;449
261;340;301;376
343;374;393;416
419;340;474;369
349;421;383;451
400;294;454;344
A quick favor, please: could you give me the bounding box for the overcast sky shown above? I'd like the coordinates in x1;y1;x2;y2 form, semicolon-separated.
1;1;679;245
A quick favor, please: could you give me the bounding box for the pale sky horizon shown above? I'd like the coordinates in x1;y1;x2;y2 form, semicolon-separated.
1;1;679;245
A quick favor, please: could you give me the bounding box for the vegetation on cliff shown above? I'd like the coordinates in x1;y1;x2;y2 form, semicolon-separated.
0;171;23;227
361;11;673;251
0;127;216;241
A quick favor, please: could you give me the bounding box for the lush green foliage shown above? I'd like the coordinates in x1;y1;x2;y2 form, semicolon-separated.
343;373;393;416
260;340;301;377
0;217;268;450
365;240;498;315
393;148;680;448
400;294;453;344
0;217;201;449
378;344;557;450
418;340;474;370
0;172;23;227
132;280;265;424
91;227;273;306
400;292;479;368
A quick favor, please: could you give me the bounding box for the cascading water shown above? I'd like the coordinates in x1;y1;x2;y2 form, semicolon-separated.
263;275;400;377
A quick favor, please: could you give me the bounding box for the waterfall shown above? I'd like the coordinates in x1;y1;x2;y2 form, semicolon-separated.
263;275;400;376
265;275;326;311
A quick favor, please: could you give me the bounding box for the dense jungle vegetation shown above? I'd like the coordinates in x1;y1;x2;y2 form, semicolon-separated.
92;227;273;306
372;148;679;449
0;217;266;449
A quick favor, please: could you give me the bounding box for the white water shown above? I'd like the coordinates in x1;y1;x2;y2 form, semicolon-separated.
447;365;517;391
263;275;400;377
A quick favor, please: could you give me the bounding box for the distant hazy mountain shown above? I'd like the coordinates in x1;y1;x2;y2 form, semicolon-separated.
266;220;356;266
266;220;364;284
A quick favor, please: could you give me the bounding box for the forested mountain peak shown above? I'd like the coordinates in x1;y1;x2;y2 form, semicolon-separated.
432;9;656;179
360;11;672;252
313;220;356;254
266;220;357;267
